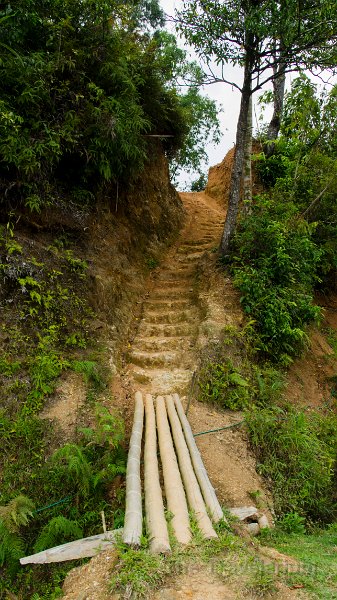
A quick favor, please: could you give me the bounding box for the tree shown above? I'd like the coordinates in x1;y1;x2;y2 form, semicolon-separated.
0;1;220;211
177;0;337;255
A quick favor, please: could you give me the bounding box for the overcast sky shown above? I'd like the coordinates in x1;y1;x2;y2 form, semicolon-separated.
159;1;335;187
159;0;258;184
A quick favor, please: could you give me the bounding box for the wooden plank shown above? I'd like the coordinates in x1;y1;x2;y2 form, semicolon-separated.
20;529;123;564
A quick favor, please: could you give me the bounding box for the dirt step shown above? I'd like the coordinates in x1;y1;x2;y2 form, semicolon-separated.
178;240;214;248
176;252;206;263
137;322;198;337
148;287;194;299
127;350;184;368
155;270;195;282
131;336;192;352
141;309;198;325
143;299;191;311
129;366;192;393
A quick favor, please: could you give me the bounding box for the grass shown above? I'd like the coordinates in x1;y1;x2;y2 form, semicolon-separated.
259;527;337;599
110;520;284;599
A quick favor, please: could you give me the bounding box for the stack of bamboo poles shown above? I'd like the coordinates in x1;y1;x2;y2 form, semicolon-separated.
123;392;224;553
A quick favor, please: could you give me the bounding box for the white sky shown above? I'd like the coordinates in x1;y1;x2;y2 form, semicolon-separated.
159;0;334;187
159;0;263;184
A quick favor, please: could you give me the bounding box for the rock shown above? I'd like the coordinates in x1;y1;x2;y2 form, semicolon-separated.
228;506;258;521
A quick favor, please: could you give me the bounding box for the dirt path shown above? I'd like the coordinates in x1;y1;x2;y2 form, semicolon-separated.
125;191;224;395
121;190;271;511
62;190;305;600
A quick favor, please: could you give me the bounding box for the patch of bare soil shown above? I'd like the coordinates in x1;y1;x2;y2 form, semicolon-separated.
40;372;87;437
62;549;119;600
285;294;337;410
186;401;272;513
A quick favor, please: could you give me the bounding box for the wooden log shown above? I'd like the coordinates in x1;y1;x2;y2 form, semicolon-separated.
123;391;144;546
144;394;171;554
165;395;217;540
173;393;224;523
155;396;191;545
20;529;122;564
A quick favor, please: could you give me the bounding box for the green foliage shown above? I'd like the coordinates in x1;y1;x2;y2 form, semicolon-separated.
0;0;220;212
190;173;207;191
33;516;82;553
0;520;25;572
170;88;221;182
145;256;159;270
71;360;104;389
256;75;337;291
231;196;322;363
80;403;124;450
0;495;35;533
197;329;285;411
278;512;306;535
51;444;94;499
198;359;250;410
0;495;35;573
246;405;337;521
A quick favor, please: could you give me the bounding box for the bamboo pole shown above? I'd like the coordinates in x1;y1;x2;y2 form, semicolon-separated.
144;394;171;554
20;529;123;564
165;395;217;539
155;396;191;545
123;391;144;546
173;393;224;523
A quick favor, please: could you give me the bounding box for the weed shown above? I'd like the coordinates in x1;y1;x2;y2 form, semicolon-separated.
260;527;337;598
145;256;159;270
246;562;277;597
278;512;306;534
72;360;104;389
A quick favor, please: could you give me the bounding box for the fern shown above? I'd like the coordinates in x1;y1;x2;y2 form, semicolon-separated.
51;443;93;497
0;495;35;533
93;461;126;489
80;403;124;450
34;516;82;553
0;520;25;569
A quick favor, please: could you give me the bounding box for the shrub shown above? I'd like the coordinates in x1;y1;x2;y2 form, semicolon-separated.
246;405;337;521
198;359;250;410
231;196;322;363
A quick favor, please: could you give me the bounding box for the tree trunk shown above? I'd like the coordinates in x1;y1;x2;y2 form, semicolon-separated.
242;94;253;211
220;62;252;256
264;56;286;156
